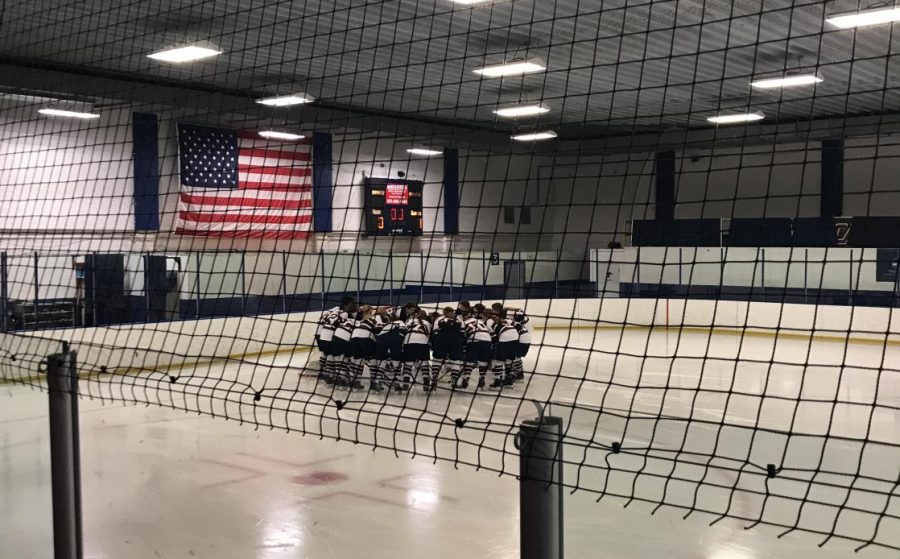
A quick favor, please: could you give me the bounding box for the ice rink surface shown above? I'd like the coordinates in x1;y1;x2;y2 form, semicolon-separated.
2;325;899;558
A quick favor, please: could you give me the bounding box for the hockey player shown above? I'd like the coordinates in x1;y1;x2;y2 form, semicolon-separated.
492;310;521;388
457;300;472;317
316;297;354;383
399;309;432;392
459;308;493;390
349;306;377;390
315;307;337;376
328;300;357;386
431;306;465;390
512;309;531;382
374;306;406;389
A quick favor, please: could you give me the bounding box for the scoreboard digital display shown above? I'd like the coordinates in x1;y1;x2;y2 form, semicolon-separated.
364;177;424;236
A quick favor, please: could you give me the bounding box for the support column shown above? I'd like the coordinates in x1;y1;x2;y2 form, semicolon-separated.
655;151;676;221
443;147;459;235
132;112;161;231
517;415;564;559
46;350;83;559
821;139;844;218
312;132;334;233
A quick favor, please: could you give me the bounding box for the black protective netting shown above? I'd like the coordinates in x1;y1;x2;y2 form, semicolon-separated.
3;0;900;551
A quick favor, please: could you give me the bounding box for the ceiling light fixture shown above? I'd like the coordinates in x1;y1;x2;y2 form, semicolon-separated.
493;104;550;118
751;74;823;89
38;108;100;119
407;148;443;156
256;93;316;107
826;7;900;28
474;58;546;78
147;45;221;63
258;130;305;141
511;131;557;141
707;112;765;125
449;0;492;4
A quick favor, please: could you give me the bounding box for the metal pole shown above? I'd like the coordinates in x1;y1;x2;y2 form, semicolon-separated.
45;350;84;559
555;249;560;299
448;253;453;303
636;246;641;296
388;255;394;306
320;250;326;311
143;254;150;323
281;251;288;314
90;253;97;327
420;253;425;303
34;252;40;328
240;252;247;315
194;252;201;318
849;249;854;306
0;252;8;332
517;415;564;559
761;248;765;301
355;250;361;303
482;250;487;301
804;249;808;304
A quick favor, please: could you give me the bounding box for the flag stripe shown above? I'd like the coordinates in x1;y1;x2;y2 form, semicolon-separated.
180;193;312;208
180;211;314;224
237;164;312;177
175;227;312;239
239;182;311;191
238;147;311;162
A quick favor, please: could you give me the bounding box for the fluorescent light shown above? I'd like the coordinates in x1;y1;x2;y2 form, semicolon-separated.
493;104;550;118
474;59;546;78
258;130;305;141
147;45;221;63
256;93;315;107
38;108;100;119
826;7;900;29
707;112;765;125
511;131;557;141
450;0;492;3
407;148;443;156
751;74;822;89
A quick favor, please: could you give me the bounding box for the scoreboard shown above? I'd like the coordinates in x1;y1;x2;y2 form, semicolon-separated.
364;177;424;236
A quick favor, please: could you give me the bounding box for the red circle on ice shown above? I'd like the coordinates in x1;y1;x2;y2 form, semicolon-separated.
292;471;348;485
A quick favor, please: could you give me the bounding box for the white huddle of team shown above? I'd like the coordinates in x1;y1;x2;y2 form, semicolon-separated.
314;298;531;393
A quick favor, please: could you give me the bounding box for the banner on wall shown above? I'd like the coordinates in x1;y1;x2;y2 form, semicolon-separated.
174;123;313;239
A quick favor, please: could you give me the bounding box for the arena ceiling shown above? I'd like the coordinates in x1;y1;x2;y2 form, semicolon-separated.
0;0;898;148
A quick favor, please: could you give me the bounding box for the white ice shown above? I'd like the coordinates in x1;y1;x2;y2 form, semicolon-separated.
2;326;899;558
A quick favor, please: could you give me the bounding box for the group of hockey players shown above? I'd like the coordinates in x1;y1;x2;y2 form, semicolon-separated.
314;297;531;393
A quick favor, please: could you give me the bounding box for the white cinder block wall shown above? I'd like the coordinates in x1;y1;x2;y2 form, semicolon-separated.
4;103;900;300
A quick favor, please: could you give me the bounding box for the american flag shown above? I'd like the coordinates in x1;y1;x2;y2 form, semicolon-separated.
174;123;313;239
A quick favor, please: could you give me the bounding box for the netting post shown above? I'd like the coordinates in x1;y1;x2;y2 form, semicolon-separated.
45;349;83;559
448;254;453;302
0;251;7;332
281;251;288;313
517;415;564;559
420;253;425;302
355;250;361;302
319;250;325;311
555;249;560;298
240;251;247;315
194;252;201;318
34;252;40;328
388;255;394;306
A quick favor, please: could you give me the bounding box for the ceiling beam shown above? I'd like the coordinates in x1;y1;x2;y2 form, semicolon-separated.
550;113;900;156
0;57;514;148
